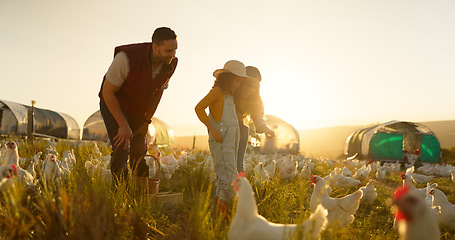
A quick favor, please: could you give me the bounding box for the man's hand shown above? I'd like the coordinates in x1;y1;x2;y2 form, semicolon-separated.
264;128;276;139
113;124;132;149
102;80;132;149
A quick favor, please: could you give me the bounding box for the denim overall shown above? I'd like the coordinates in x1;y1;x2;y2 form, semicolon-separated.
208;95;240;201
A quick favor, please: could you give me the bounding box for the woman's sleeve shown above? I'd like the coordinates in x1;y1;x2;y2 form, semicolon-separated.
248;91;270;133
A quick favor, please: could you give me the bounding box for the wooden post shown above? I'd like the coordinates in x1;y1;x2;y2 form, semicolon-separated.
192;132;196;153
27;100;35;144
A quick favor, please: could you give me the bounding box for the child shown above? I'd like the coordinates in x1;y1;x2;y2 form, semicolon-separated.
195;60;249;215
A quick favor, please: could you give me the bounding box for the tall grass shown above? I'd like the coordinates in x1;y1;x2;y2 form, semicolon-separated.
0;138;454;239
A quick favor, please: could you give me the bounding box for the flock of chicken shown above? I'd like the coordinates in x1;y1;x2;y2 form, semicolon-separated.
0;140;76;191
229;153;455;240
0;140;184;190
1;139;455;240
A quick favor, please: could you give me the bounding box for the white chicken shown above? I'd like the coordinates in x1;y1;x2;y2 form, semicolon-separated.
322;158;333;167
300;164;312;180
4;141;34;185
332;174;361;188
274;155;291;169
417;164;435;176
359;179;377;204
424;183;436;208
43;153;64;183
92;154;111;169
228;173;328;240
390;161;402;173
0;164;18;189
369;160;380;173
23;151;42;180
451;170;455;182
325;168;361;188
45;146;58;157
433;165;451;177
428;187;455;233
302;160;316;171
160;153;179;180
92;142;102;158
353;167;369;182
375;167;386;180
263;160;276;179
27;160;37;179
400;173;426;199
384;161;401;173
253;162;270;185
4;140;19;166
392;185;440;240
194;154;213;172
85;161;113;184
174;152;188;167
410;172;435;185
342;166;353;177
62;149;76;172
322;168;338;182
310;175;363;228
407;166;434;185
279;161;298;180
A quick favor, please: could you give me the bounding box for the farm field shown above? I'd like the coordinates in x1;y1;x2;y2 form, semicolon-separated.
0;138;454;239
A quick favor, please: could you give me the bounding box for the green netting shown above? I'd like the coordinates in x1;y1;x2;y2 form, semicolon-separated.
421;135;440;163
370;132;403;160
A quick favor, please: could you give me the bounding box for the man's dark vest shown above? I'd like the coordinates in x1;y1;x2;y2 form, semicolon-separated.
99;42;178;118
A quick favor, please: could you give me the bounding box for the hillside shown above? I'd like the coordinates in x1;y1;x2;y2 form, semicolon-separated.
174;120;455;158
421;120;455;148
298;125;362;158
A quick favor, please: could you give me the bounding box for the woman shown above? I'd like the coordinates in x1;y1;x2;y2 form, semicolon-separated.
234;66;275;173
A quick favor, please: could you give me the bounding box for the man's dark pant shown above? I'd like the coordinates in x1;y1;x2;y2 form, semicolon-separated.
100;101;149;180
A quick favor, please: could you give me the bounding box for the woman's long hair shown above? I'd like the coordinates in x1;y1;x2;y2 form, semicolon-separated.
234;80;264;123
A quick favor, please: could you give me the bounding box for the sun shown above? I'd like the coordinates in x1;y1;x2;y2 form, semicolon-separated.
259;71;330;130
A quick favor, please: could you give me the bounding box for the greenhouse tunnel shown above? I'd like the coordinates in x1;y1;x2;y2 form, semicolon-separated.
82;110;174;147
343;120;441;163
251;114;300;154
0;99;80;140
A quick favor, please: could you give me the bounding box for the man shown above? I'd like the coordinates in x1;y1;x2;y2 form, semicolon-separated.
99;27;178;181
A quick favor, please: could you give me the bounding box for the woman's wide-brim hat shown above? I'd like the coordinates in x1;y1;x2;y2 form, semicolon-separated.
213;60;249;78
245;66;262;81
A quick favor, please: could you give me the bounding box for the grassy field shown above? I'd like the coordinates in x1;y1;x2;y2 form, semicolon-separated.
1;138;454;239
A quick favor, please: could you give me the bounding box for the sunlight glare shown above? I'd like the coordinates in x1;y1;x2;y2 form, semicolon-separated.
260;71;330;130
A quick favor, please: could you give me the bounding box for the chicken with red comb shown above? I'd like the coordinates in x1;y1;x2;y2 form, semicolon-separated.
229;173;328;240
0;164;18;190
392;185;440;240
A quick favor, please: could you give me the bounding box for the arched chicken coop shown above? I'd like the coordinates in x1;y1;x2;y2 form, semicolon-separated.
82;110;174;147
343;120;441;163
0;99;80;139
252;114;300;154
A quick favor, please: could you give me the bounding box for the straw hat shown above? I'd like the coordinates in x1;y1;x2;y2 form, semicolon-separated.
213;60;249;78
245;66;262;81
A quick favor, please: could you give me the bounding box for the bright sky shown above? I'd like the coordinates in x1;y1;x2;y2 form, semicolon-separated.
1;0;454;136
